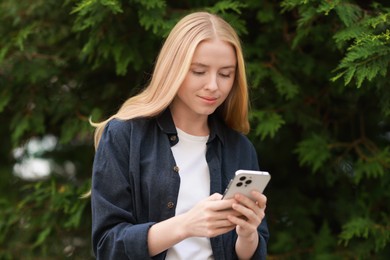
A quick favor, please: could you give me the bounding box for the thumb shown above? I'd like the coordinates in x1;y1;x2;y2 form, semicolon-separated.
208;193;223;201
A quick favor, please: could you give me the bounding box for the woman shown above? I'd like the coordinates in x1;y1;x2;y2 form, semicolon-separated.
91;11;269;259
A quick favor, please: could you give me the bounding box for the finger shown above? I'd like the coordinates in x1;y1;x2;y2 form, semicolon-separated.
208;193;223;200
206;225;236;238
251;192;267;208
213;219;237;228
232;202;257;220
256;201;267;211
215;209;243;222
234;193;258;210
203;219;236;237
227;214;252;229
231;201;265;226
210;199;239;211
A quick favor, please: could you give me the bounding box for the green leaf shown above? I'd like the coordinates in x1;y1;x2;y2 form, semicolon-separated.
294;134;331;172
135;0;166;10
10;115;29;145
313;222;335;255
137;7;167;34
0;45;9;63
247;63;269;89
332;32;390;88
333;25;368;49
339;216;390;252
71;0;96;14
100;0;123;13
0;90;11;113
339;217;372;245
251;110;285;140
335;3;363;27
270;70;300;100
32;226;51;248
14;24;37;51
354;148;390;183
280;0;310;12
206;0;247;15
64;200;87;228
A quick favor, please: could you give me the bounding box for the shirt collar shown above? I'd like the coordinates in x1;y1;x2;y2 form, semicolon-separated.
156;108;226;146
207;112;226;145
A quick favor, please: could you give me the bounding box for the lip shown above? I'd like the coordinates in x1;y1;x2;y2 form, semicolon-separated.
199;96;218;104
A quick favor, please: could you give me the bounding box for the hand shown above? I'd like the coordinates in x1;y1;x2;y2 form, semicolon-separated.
227;191;267;239
180;193;242;238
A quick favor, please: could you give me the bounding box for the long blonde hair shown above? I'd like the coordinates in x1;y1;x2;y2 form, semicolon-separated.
92;11;250;149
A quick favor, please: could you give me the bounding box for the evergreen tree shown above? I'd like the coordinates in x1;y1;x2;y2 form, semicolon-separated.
1;0;389;258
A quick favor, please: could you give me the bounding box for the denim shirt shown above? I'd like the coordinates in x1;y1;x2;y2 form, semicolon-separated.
92;108;269;259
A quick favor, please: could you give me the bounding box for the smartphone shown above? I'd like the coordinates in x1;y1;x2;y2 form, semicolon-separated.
222;170;271;200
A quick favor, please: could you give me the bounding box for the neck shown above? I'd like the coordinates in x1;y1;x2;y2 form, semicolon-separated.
170;110;209;136
178;122;209;136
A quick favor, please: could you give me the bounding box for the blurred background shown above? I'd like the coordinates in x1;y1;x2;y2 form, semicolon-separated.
1;0;389;259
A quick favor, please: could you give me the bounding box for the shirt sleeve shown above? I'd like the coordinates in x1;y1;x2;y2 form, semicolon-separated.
91;120;156;260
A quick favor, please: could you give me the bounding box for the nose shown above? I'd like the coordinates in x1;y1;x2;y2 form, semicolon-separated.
204;73;218;91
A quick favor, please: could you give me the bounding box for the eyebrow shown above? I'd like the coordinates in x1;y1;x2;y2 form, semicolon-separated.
191;62;236;69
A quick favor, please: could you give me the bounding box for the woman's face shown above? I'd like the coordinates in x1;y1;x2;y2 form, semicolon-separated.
171;39;237;120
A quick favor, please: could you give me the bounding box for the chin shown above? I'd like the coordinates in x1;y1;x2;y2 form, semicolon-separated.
198;109;217;116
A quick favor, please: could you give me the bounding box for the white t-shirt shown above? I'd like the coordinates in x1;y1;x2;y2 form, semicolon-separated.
166;128;214;260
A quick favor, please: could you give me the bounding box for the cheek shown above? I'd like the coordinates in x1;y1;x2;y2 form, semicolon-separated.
176;87;190;102
180;74;200;92
177;78;192;96
219;81;235;104
221;80;235;97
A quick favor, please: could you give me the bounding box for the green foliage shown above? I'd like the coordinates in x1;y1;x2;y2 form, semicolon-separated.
332;31;390;87
295;134;331;173
251;110;285;140
354;147;390;183
0;176;91;258
1;0;390;259
270;70;300;100
331;4;390;88
207;0;246;14
339;216;390;254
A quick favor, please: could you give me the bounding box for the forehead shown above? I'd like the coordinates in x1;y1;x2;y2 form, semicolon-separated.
191;39;237;67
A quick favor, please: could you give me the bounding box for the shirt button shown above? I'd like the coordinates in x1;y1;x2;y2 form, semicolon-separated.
167;202;175;209
173;166;179;173
170;135;177;142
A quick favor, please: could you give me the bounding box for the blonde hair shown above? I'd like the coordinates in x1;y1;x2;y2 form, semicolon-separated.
92;11;250;149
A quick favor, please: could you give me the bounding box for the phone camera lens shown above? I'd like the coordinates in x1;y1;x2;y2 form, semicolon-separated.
245;180;252;185
236;182;243;187
239;176;246;181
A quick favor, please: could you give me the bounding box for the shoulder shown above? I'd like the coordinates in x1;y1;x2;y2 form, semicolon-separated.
104;117;151;135
227;129;256;152
210;114;253;147
215;121;258;160
215;120;254;150
100;117;153;147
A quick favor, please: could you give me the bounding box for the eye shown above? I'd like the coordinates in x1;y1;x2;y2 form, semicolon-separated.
192;70;205;76
219;72;232;78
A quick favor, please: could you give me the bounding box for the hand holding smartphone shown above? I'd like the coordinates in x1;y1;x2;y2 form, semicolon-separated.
222;170;271;200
